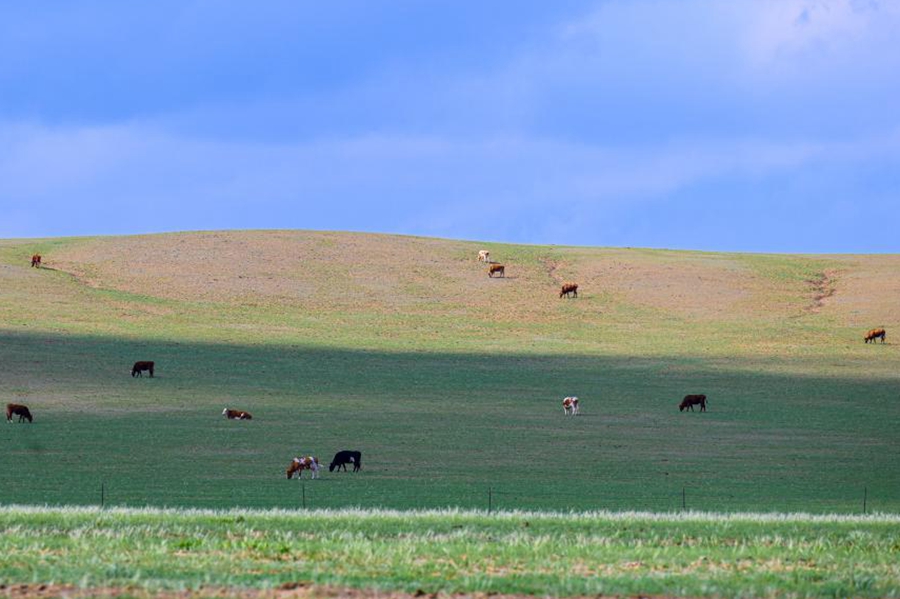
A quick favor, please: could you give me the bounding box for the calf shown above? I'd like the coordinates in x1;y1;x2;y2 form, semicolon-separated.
488;264;505;278
6;403;33;423
30;254;41;268
131;361;155;377
679;394;707;412
222;408;253;420
329;450;362;472
478;250;491;263
864;328;886;344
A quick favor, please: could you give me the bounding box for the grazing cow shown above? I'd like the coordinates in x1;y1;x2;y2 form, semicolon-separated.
488;264;505;278
560;283;578;298
6;403;33;423
679;394;707;412
864;328;886;344
562;396;579;415
286;456;320;479
222;408;252;420
131;361;155;378
30;254;41;268
329;450;362;472
478;250;491;263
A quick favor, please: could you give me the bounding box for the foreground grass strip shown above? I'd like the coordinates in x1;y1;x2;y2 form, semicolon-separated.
0;507;898;598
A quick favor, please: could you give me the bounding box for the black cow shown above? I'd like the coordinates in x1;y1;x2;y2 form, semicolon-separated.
329;450;362;472
679;394;707;412
131;361;155;377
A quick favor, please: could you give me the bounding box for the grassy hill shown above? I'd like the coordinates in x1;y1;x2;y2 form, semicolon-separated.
0;230;898;512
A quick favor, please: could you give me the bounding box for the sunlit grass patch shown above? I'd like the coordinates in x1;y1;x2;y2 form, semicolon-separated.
0;506;898;598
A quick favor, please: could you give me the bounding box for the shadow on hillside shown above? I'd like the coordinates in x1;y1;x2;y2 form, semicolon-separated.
0;327;897;399
0;328;897;512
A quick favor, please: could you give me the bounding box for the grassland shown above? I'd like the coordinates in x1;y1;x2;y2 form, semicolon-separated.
1;506;899;598
1;230;899;597
1;230;898;514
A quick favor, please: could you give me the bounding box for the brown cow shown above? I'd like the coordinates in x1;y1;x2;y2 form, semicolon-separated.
131;361;155;377
488;264;505;278
30;254;41;268
560;283;578;298
679;394;707;412
6;403;33;423
222;408;252;420
286;456;320;479
864;328;886;344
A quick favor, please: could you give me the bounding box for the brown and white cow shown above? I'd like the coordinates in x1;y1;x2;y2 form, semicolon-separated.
864;328;886;344
223;408;253;420
478;250;491;263
488;264;505;278
562;396;579;415
6;403;33;423
286;456;320;479
30;254;41;268
560;283;578;298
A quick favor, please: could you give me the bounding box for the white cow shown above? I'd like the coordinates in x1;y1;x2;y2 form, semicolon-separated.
562;396;579;416
478;250;490;263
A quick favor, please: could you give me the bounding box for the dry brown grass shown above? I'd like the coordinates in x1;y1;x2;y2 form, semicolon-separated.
0;583;674;599
33;231;896;325
1;230;898;360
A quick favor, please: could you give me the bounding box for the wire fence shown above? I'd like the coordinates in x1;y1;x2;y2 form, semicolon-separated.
7;480;886;516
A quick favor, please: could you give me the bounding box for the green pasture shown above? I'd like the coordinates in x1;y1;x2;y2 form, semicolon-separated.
0;329;897;513
1;507;898;598
0;233;898;514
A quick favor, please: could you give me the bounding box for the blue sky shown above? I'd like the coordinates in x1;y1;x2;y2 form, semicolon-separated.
1;1;898;252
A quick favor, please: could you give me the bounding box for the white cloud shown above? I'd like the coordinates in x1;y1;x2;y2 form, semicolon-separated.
738;0;895;67
556;0;900;83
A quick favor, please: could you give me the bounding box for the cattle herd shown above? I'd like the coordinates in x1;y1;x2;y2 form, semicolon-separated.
7;250;892;481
